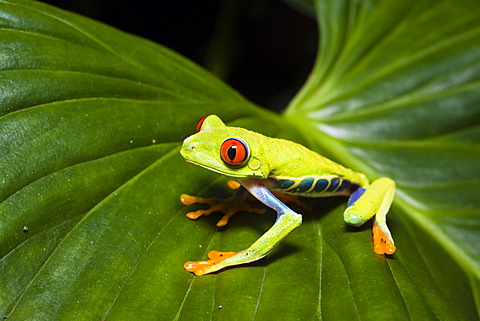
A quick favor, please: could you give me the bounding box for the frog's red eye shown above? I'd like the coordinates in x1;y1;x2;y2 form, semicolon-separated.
220;138;250;166
195;116;207;133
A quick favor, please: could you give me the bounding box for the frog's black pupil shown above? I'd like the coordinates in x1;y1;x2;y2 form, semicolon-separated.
227;145;237;161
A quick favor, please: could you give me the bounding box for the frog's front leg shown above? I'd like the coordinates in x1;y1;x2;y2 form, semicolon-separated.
343;177;396;255
184;179;302;275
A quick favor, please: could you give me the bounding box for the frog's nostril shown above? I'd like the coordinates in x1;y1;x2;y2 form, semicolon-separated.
183;142;197;152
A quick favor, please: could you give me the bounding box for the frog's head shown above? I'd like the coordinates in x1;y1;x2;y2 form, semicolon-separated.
181;115;270;178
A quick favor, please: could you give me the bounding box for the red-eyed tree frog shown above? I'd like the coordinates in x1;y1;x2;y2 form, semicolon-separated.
180;115;396;275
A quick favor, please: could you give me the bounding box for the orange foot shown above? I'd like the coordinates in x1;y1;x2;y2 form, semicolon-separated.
180;194;265;226
184;251;238;275
372;222;396;255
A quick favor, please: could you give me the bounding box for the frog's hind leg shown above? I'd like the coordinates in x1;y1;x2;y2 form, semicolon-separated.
343;178;396;255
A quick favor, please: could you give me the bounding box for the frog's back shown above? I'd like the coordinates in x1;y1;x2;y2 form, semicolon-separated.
262;136;368;196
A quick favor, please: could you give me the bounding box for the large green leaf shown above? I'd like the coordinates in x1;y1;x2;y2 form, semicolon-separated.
0;0;479;320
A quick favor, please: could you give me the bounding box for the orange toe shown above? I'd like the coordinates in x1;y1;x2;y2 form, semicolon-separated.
184;260;215;275
373;222;396;255
207;250;238;259
186;209;209;220
227;180;241;190
180;194;197;206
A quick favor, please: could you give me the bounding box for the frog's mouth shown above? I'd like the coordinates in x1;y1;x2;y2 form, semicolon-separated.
183;158;249;178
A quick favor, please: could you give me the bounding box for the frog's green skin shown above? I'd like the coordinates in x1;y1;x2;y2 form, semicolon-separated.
181;115;396;275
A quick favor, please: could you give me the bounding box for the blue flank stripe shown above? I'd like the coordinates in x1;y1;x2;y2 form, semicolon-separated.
273;176;360;196
313;179;329;192
289;177;314;193
275;179;295;190
326;178;341;192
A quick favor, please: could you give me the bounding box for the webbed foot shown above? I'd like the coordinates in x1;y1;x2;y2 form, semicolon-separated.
372;222;396;255
184;250;239;275
180;193;265;226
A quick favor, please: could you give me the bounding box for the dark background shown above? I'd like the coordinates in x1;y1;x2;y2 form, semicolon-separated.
42;0;317;111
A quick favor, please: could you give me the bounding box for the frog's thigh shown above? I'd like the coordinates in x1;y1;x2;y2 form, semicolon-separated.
343;177;395;227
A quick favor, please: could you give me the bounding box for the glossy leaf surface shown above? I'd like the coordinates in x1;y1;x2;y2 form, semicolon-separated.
0;0;479;320
287;0;480;319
